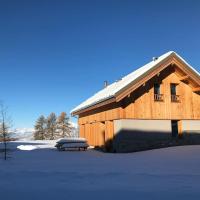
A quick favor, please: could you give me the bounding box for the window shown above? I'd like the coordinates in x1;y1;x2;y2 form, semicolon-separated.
154;83;160;95
170;84;177;95
154;83;163;101
171;83;180;102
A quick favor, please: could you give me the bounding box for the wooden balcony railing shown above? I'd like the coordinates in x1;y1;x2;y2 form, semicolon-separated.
171;95;180;102
154;94;164;101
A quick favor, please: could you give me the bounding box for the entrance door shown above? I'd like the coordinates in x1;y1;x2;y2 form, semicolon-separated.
171;120;178;137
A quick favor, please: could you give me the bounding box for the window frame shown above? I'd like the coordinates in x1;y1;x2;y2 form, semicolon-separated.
154;83;161;95
154;83;164;102
170;83;180;103
170;83;177;96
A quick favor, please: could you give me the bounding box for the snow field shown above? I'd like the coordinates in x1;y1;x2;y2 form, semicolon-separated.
0;141;200;200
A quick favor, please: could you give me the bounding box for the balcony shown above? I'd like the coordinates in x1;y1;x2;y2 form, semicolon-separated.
154;94;164;101
171;95;180;102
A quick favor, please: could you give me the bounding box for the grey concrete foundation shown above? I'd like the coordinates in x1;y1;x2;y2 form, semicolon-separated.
112;119;200;153
182;120;200;134
113;119;172;152
114;119;171;135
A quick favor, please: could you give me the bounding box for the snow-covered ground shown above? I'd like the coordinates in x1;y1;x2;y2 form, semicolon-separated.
15;140;56;150
0;141;200;200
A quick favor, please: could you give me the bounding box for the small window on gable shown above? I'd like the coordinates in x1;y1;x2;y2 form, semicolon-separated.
170;83;177;95
154;83;163;101
171;83;180;102
154;83;160;95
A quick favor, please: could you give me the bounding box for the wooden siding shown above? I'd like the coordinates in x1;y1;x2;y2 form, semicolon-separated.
78;65;200;146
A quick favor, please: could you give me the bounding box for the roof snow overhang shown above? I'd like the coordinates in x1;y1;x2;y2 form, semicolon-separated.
71;51;200;116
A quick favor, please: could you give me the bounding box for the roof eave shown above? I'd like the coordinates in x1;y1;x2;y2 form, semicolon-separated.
71;96;116;116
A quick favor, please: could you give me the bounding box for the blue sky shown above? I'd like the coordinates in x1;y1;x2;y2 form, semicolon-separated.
0;0;200;128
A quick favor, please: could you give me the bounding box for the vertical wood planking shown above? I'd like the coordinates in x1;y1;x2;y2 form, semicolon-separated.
105;121;114;142
78;66;200;146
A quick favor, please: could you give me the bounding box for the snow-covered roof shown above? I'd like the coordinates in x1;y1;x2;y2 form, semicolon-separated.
71;51;200;114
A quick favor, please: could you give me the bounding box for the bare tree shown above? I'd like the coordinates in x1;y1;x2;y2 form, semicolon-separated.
57;112;71;138
0;103;12;160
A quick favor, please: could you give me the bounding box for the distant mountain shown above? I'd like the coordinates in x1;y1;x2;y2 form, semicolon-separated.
10;128;34;141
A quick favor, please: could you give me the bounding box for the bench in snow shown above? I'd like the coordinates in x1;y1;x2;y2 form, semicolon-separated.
55;138;89;151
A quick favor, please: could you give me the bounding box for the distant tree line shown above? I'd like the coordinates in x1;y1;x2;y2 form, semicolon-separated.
34;112;75;140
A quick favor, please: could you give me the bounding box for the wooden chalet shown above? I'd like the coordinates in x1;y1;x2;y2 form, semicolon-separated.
71;51;200;150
